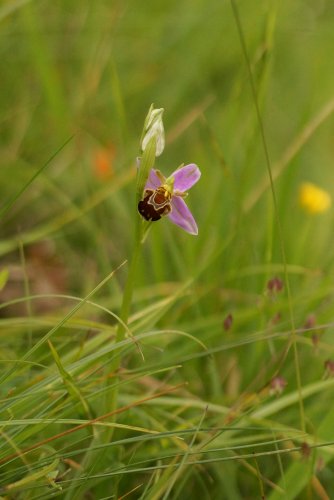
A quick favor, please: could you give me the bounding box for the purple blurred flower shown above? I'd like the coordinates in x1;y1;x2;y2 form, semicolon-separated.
138;164;201;235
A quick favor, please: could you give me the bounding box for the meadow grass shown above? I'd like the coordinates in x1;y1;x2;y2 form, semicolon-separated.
1;0;334;498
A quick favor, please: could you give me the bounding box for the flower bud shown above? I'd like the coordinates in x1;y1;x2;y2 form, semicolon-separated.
141;105;165;156
267;277;284;294
324;359;334;377
269;376;287;396
223;313;233;331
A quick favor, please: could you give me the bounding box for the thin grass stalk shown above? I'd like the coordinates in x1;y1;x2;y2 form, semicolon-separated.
230;0;305;433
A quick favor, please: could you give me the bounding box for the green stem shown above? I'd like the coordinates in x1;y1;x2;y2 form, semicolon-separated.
103;137;157;418
110;219;142;374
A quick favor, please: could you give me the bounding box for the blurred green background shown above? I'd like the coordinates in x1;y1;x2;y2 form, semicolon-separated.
2;0;334;498
2;0;334;277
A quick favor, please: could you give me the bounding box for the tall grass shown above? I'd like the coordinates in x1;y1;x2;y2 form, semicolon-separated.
1;0;334;498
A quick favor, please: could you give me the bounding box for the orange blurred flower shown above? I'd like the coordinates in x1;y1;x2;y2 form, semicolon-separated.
93;144;115;180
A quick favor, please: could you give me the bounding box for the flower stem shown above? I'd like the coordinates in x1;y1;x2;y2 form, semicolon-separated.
110;220;142;371
105;136;157;417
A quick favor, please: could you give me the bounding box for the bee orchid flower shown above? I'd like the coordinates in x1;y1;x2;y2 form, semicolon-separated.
138;163;201;235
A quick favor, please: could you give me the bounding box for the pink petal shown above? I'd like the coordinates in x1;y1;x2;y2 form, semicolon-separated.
168;196;198;235
171;164;201;192
145;169;164;190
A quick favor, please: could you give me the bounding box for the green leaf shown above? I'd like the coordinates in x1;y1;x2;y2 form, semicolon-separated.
3;458;60;493
48;340;94;421
0;269;9;291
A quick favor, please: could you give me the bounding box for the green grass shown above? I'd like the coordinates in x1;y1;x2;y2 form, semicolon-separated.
2;0;334;498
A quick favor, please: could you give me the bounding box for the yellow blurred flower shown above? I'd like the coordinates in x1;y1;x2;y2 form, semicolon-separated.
299;182;331;214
